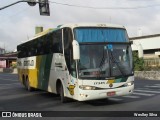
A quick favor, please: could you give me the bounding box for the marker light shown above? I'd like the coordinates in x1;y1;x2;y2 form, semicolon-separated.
124;81;134;87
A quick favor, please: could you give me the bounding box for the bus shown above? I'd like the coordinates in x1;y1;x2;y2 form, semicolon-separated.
17;23;134;102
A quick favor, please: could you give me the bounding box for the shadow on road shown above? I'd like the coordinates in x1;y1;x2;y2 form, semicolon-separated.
83;98;123;106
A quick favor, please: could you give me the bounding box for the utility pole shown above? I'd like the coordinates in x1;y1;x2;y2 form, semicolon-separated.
0;1;34;10
0;0;50;16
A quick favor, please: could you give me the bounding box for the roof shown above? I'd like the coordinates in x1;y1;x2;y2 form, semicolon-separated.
59;23;125;29
0;54;17;59
130;34;160;40
0;56;17;60
0;52;17;57
130;34;160;50
33;28;54;39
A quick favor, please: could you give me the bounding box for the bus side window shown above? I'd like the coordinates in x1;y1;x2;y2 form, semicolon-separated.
24;45;28;57
63;28;73;73
53;30;63;53
52;32;58;53
58;30;63;53
63;28;72;51
37;41;41;55
47;34;53;54
43;37;48;54
37;38;44;55
17;46;23;58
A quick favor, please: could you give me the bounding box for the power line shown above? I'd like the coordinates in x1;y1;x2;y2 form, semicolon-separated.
49;1;160;9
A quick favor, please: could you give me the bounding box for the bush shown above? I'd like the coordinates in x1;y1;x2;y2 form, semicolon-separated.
11;63;17;68
133;51;144;71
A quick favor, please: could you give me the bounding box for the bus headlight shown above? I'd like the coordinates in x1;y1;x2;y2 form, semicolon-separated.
124;81;134;87
79;85;96;90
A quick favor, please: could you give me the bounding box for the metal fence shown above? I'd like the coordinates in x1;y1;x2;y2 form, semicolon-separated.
144;58;160;67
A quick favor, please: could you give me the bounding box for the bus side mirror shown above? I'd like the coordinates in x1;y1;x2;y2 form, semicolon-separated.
72;40;80;60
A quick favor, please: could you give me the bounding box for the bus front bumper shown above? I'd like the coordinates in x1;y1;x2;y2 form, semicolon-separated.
77;84;134;101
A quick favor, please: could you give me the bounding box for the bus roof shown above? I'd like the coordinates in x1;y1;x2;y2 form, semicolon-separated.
18;23;125;45
18;28;55;46
59;23;125;29
35;28;54;38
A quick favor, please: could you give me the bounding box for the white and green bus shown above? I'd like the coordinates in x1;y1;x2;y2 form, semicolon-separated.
17;23;134;102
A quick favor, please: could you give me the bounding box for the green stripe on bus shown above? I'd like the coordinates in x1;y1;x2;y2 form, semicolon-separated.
115;79;121;83
120;77;128;82
115;77;128;83
38;54;53;90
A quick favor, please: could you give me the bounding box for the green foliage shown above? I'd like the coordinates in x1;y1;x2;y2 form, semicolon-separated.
133;51;144;71
11;62;17;68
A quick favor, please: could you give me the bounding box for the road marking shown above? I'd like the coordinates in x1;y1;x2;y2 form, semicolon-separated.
0;78;18;82
0;82;20;86
0;86;20;90
132;92;154;96
145;85;160;88
136;88;150;90
134;89;160;94
154;84;160;86
122;95;140;98
109;98;123;101
0;92;46;101
137;87;160;91
0;74;17;77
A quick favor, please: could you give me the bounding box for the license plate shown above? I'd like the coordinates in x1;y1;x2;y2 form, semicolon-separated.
107;91;116;96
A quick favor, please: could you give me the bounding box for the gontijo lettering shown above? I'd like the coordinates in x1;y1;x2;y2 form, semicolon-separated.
24;60;34;66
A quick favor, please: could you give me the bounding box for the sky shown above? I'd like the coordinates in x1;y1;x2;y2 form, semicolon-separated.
0;0;160;51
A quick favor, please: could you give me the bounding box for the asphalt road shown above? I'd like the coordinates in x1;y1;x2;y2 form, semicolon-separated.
0;73;160;118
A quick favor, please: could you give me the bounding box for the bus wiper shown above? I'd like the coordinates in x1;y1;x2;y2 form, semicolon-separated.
98;48;105;79
109;51;125;77
99;48;105;69
98;30;106;73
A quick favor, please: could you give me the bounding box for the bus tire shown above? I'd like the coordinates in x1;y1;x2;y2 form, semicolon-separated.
25;77;33;92
60;84;68;103
22;75;26;87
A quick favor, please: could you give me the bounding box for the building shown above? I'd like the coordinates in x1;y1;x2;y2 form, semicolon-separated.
0;48;5;55
130;34;160;59
0;52;17;68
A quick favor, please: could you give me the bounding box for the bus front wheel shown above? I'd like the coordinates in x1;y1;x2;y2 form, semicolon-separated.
60;84;68;103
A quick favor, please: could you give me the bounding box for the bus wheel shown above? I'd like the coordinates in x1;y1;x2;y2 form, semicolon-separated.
25;77;33;92
60;84;67;103
22;75;26;88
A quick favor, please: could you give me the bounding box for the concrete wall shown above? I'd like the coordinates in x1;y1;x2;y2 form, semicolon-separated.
0;68;17;74
134;71;160;80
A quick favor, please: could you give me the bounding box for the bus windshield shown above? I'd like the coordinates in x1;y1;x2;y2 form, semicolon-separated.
74;27;129;43
78;44;133;79
74;27;133;79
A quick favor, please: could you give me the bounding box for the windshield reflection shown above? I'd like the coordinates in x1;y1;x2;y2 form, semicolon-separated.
78;44;133;79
